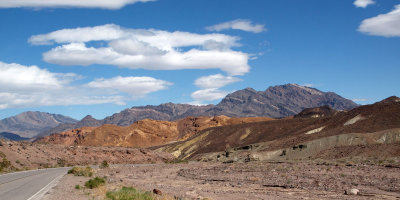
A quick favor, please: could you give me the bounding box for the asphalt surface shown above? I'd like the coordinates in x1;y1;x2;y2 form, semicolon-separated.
0;167;69;200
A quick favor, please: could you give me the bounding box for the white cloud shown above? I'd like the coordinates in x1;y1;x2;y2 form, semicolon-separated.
352;98;369;102
29;24;128;45
354;0;375;8
191;88;228;102
301;83;314;87
194;74;241;89
0;61;76;92
30;24;250;76
358;4;400;37
191;74;240;104
88;76;172;97
206;19;266;33
0;61;171;109
0;0;154;9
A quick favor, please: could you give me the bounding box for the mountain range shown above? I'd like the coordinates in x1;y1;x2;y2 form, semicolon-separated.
37;96;400;162
0;111;77;138
1;84;358;139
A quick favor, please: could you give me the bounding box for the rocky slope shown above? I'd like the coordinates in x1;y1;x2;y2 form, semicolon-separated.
156;96;400;160
37;116;273;148
0;111;77;138
41;84;357;136
0;140;173;170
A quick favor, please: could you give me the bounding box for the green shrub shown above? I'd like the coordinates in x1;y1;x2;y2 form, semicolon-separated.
0;158;11;172
100;160;109;168
106;187;154;200
75;184;81;189
85;177;105;189
68;166;93;177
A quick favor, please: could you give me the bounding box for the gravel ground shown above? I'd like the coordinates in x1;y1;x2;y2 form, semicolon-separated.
43;161;400;200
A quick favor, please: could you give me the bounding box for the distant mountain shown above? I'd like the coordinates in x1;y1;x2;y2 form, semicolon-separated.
207;84;357;118
102;84;357;124
0;111;77;138
0;132;29;141
37;115;103;138
38;84;358;137
103;103;214;126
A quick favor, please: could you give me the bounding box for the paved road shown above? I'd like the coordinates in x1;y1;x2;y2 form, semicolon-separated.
0;167;69;200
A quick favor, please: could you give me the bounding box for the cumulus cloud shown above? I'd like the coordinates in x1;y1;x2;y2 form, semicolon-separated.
358;4;400;37
30;24;250;76
191;88;228;102
191;74;241;104
0;61;171;109
206;19;266;33
0;0;154;9
194;74;241;89
88;76;172;97
0;61;77;92
353;0;375;8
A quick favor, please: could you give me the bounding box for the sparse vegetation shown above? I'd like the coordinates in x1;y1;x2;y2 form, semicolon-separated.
164;158;188;164
0;158;12;172
0;151;6;158
106;187;154;200
75;184;81;189
57;158;67;167
68;166;93;177
85;177;105;189
100;160;109;168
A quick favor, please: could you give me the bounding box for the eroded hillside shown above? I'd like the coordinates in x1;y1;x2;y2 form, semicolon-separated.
157;96;400;161
37;116;273;148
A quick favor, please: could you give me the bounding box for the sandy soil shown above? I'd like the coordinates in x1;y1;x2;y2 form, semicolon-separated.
43;161;400;200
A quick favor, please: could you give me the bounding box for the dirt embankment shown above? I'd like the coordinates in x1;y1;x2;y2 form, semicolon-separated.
0;140;173;171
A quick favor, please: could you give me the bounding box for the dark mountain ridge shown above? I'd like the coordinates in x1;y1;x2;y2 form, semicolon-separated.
40;84;357;137
0;132;30;141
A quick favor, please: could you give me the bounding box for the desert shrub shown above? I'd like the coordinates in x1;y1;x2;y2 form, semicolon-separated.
164;158;188;164
106;187;153;200
75;184;81;189
100;160;109;168
85;177;105;189
0;158;11;172
68;166;93;177
57;158;66;167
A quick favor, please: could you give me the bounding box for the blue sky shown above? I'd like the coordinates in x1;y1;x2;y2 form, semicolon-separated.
0;0;399;120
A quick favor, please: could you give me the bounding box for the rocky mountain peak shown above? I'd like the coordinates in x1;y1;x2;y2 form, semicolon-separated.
379;96;400;104
81;115;97;121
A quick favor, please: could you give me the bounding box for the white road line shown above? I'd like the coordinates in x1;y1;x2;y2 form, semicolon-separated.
26;172;65;200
